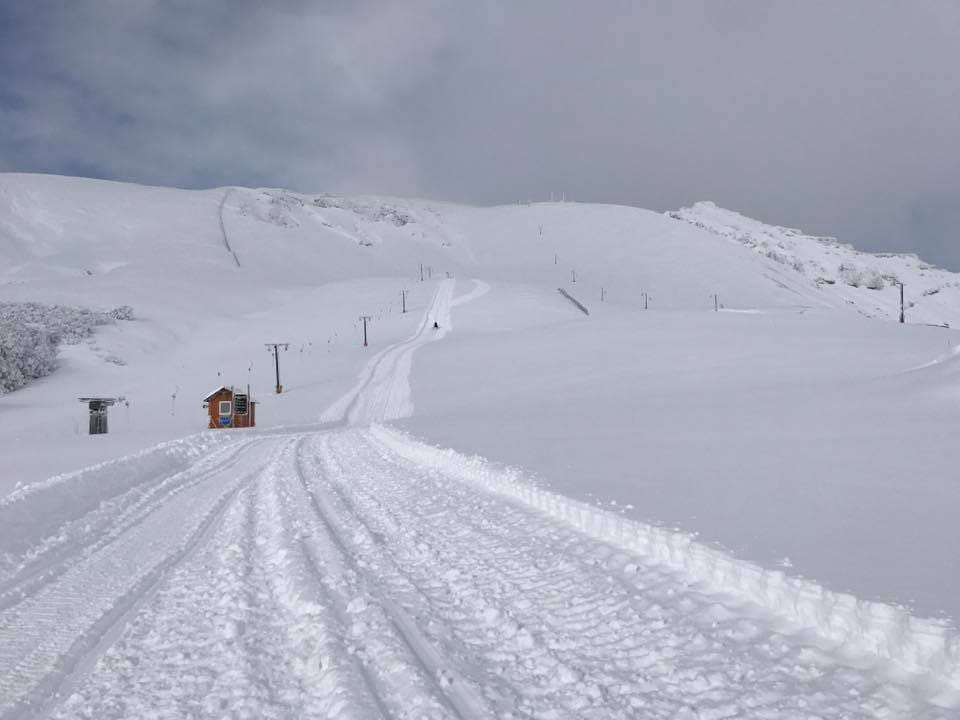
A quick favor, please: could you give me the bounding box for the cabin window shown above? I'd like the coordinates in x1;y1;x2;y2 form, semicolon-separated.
219;400;232;416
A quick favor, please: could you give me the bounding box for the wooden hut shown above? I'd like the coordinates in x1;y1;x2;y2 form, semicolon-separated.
203;386;256;429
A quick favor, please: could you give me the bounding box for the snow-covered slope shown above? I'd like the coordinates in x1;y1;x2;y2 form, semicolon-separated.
3;173;960;715
1;175;839;311
670;201;960;327
0;171;859;481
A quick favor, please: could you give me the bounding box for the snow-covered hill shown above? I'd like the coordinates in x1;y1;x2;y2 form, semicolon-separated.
2;173;960;715
1;171;863;472
670;201;960;327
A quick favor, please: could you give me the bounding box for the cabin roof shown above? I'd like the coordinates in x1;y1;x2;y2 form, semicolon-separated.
203;386;232;402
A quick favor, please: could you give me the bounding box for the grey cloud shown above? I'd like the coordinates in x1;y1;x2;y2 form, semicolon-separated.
1;1;958;267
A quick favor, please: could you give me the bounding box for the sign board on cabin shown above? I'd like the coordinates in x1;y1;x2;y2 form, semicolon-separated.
234;394;249;416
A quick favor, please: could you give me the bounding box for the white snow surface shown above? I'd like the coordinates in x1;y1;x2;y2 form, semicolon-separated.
2;173;960;717
670;201;960;327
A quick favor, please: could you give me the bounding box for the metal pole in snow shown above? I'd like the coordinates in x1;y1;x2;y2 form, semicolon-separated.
401;289;407;314
274;351;280;392
420;264;424;282
571;269;576;283
712;294;719;312
900;282;905;324
359;316;371;347
265;343;289;393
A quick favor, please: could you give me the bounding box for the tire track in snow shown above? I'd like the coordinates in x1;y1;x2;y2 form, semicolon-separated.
309;429;956;719
320;278;455;426
47;437;370;720
51;435;486;720
17;424;956;718
0;439;275;719
452;279;490;307
296;434;492;719
0;438;259;614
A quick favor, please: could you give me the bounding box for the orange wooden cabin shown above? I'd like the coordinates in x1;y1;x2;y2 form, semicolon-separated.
203;386;256;429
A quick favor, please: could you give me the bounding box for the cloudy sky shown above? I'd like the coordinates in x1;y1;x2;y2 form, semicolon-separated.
1;2;958;267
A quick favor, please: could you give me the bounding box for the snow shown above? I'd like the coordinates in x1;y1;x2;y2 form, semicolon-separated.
2;172;960;715
401;290;960;624
670;201;960;327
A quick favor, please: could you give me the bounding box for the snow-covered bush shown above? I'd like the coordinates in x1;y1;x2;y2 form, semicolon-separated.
0;302;133;394
838;263;862;287
863;271;885;290
765;248;788;265
110;305;135;321
0;326;57;393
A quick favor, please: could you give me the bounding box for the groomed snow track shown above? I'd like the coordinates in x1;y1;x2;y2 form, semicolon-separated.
1;279;957;718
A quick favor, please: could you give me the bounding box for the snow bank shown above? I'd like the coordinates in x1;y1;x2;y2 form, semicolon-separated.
0;431;242;574
370;425;960;690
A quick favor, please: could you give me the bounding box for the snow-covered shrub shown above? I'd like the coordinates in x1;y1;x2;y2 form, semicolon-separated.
863;271;885;290
838;263;862;287
0;326;57;393
765;248;788;265
110;305;135;321
0;302;130;394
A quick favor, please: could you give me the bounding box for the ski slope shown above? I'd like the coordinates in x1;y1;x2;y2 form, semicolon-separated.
320;279;455;426
1;283;957;718
3;173;960;716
